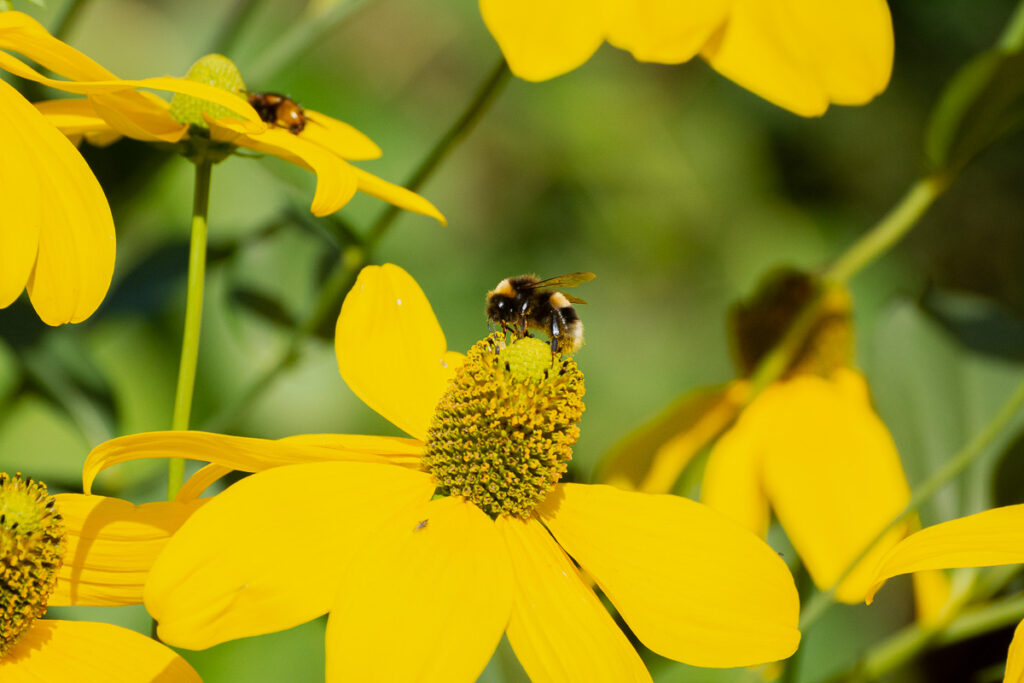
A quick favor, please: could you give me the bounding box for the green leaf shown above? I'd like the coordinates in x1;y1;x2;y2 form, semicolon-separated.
926;48;1024;171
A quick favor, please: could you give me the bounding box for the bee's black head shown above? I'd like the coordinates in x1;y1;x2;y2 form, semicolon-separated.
486;294;517;323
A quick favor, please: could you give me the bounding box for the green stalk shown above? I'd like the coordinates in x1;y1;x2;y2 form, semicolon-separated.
168;160;213;499
799;379;1024;632
200;58;511;434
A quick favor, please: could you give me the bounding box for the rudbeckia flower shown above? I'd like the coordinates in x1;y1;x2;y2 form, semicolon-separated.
479;0;893;116
0;472;204;681
603;270;947;609
867;505;1024;682
83;264;801;681
35;49;444;223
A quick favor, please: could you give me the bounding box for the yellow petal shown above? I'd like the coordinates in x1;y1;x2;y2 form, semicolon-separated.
303;109;383;160
147;461;434;649
83;430;402;494
601;381;746;494
1;619;199;682
700;403;771;538
538;483;800;667
326;497;512;683
497;515;650;683
174;463;233;502
0;11;116;81
479;0;605;81
0;83;43;310
212;117;358;216
49;493;205;606
279;433;424;468
1006;619;1024;683
866;504;1024;603
0;78;114;325
912;568;952;625
605;0;731;64
351;166;447;224
34;98;117;138
756;369;911;603
88;91;188;143
702;0;893;116
335;264;464;440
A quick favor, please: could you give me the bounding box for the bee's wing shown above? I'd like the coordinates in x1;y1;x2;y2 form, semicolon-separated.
562;294;588;305
528;272;596;290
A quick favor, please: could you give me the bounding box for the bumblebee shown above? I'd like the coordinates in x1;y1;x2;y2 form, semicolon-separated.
246;92;306;134
486;272;595;353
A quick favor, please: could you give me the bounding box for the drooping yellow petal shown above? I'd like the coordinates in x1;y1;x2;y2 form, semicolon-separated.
211;117;357;216
279;433;424;468
0;619;199;682
538;483;800;667
34;98;118;140
701;0;893;116
912;568;952;625
335;264;464;440
0;11;116;81
1005;619;1024;683
757;369;910;603
147;461;434;649
326;497;513;683
303;109;383;160
0;78;114;325
0;83;43;310
49;493;205;607
351;166;447;224
497;515;651;683
88;91;188;143
866;504;1024;603
479;0;605;81
700;406;770;539
83;430;400;494
605;0;731;64
174;463;233;502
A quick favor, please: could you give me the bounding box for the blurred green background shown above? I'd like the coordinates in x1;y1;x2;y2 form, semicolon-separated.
4;0;1024;680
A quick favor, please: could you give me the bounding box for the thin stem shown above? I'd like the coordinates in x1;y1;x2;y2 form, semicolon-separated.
200;57;511;434
823;174;950;284
800;379;1024;632
168;160;213;499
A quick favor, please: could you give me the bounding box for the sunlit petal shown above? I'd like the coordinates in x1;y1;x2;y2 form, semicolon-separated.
83;430;401;494
34;98;117;139
279;433;424;468
0;83;42;309
1005;619;1024;683
147;462;434;649
479;0;604;81
335;264;464;440
326;497;512;683
757;369;910;603
174;463;233;502
0;79;114;325
303;109;382;160
866;504;1024;603
497;515;650;683
0;619;199;682
0;11;116;81
606;0;731;64
50;494;205;607
351;166;446;224
539;483;800;667
702;0;893;116
212;116;358;216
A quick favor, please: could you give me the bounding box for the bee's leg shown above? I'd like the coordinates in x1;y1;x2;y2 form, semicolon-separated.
549;312;563;359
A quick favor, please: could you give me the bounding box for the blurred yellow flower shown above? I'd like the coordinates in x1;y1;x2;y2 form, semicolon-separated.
867;505;1024;683
36;51;444;223
479;0;893;116
0;472;202;681
84;264;801;681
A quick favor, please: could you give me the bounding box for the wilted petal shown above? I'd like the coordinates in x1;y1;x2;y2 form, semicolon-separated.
497;515;650;683
335;264;464;440
0;619;199;682
147;461;434;649
539;483;800;667
326;497;512;682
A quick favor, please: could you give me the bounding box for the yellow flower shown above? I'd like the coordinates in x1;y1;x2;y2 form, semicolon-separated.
84;264;800;680
479;0;893;116
867;505;1024;683
0;472;203;681
603;271;946;611
34;50;444;223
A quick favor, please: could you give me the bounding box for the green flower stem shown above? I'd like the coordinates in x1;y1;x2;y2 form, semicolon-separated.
823;173;950;285
168;160;213;500
200;58;511;434
799;379;1024;633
